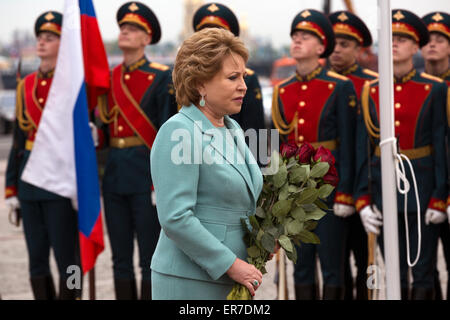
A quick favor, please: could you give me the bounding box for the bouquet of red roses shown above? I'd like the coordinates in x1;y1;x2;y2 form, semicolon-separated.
227;142;338;300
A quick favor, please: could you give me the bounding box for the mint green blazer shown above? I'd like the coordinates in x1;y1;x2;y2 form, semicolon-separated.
150;105;263;285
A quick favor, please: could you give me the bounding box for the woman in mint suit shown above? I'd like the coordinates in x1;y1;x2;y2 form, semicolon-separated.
150;28;264;300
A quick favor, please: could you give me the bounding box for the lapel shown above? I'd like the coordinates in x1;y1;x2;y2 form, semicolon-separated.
179;105;260;204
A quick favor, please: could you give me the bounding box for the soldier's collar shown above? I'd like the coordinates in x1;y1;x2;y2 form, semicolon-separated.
394;68;416;83
122;56;147;72
37;69;55;78
334;62;358;76
295;65;322;82
439;68;450;80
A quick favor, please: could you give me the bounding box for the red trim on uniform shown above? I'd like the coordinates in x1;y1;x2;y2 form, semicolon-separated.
355;195;371;212
334;192;354;205
447;195;450;206
427;22;450;39
392;22;420;43
196;15;230;31
24;73;44;129
111;65;158;149
333;23;364;45
5;186;18;198
119;13;152;34
428;197;446;212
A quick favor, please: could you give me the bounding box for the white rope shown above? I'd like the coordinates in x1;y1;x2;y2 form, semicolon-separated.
379;137;421;267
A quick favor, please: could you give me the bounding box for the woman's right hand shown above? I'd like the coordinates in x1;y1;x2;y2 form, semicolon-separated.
226;258;262;296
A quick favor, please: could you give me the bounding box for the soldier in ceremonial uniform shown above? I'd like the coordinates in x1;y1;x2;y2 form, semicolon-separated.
4;11;81;300
328;10;378;300
97;2;177;300
272;9;357;299
355;10;448;300
421;11;450;300
192;3;266;158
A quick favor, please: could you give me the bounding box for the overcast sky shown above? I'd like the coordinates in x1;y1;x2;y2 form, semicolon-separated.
0;0;449;48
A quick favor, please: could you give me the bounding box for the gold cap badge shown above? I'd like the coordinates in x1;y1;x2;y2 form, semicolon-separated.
337;12;348;22
207;3;219;13
301;10;311;18
393;10;405;21
129;2;139;12
44;12;55;21
432;12;444;22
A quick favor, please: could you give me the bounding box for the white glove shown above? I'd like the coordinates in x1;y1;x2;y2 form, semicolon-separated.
333;203;355;218
151;190;156;206
89;122;99;147
447;205;450;225
360;205;383;235
5;196;20;211
425;208;447;225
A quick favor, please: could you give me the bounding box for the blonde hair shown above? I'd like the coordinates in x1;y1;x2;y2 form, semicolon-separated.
172;28;249;107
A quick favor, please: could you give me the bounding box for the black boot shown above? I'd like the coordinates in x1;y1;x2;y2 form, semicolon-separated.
322;285;344;300
140;280;151;300
295;284;317;300
355;279;368;300
434;274;442;300
114;278;137;300
411;287;435;300
30;275;56;300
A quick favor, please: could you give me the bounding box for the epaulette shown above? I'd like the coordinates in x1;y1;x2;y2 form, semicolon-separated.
245;68;255;76
362;69;379;78
149;62;169;71
421;72;443;83
327;70;349;81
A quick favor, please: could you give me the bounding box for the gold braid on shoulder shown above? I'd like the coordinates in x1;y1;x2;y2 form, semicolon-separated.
15;79;33;132
361;80;380;140
271;85;298;135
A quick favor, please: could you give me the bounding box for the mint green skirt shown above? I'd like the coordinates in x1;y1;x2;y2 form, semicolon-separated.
152;270;233;300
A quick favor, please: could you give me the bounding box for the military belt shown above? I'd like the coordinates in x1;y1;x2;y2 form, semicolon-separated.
299;139;337;151
374;144;433;159
110;136;145;149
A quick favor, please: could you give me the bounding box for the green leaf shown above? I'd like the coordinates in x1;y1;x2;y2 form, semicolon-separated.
291;206;306;221
278;183;289;200
261;233;276;253
286;219;304;235
307;179;317;189
310;162;330;178
304;220;318;231
297;230;320;244
314;199;329;210
288;185;300;193
285;245;298;264
247;245;260;258
305;207;327;220
318;184;334;199
255;207;266;218
272;199;293;217
256;229;264;242
289;166;308;184
249;215;260;230
296;188;319;204
273;163;288;188
278;235;294;253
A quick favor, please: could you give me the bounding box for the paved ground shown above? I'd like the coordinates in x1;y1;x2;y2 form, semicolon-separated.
0;153;448;300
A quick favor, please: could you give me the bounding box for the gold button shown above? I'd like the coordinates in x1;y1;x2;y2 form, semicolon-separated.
298;135;304;142
395;120;400;127
118;125;123;132
148;75;154;81
395;103;401;109
425;85;430;91
371;88;376;93
299;101;306;107
298;118;305;124
41;80;47;86
38;98;44;104
396;85;402;92
280;88;285;94
328;83;334;89
301;84;307;90
118;138;125;148
124;74;130;80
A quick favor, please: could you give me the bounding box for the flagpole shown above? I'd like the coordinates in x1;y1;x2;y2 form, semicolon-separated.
89;267;96;300
377;0;401;300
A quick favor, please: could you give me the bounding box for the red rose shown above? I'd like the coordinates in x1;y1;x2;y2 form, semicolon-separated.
323;165;339;187
280;142;298;158
296;142;314;164
313;146;335;166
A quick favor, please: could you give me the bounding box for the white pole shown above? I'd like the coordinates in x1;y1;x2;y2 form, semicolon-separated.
377;0;401;300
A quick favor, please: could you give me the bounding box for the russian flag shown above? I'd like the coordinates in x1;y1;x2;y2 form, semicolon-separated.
21;0;108;274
